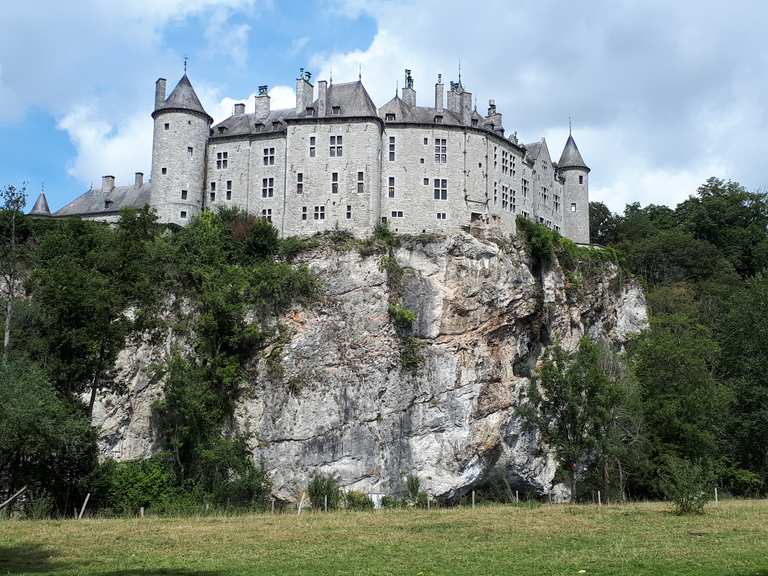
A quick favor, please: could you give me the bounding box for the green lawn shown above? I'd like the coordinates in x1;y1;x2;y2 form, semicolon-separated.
1;500;767;575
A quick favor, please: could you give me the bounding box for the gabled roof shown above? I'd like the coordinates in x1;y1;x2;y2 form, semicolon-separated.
29;192;51;216
155;74;211;121
323;80;378;117
54;183;151;217
558;134;589;171
212;108;297;138
524;140;543;161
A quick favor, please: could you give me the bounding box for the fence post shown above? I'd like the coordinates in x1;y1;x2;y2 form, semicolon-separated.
271;498;275;514
297;492;305;516
140;507;144;518
427;494;430;511
597;490;602;507
78;493;91;520
714;487;718;506
324;495;328;512
472;491;475;510
515;490;519;504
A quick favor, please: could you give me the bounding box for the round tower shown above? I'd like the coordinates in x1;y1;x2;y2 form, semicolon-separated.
558;133;590;244
150;74;212;225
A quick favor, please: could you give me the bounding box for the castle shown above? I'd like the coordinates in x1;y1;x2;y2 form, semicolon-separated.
31;69;591;244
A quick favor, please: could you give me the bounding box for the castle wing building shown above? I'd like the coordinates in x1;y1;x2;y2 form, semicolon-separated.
42;69;591;244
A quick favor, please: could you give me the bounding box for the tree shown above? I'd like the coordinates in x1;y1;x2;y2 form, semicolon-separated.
525;338;639;500
0;184;28;363
589;202;617;246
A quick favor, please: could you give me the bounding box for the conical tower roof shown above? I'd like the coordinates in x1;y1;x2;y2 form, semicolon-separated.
154;74;211;121
29;191;51;216
558;134;589;171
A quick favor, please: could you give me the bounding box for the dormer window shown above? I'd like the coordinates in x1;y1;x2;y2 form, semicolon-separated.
434;115;443;124
385;113;395;121
272;121;281;130
104;199;113;209
306;106;315;116
471;119;478;127
217;127;227;134
331;106;341;115
254;123;263;133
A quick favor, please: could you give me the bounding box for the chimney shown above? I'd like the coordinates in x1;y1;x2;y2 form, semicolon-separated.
318;80;328;117
487;99;496;116
102;175;115;194
254;85;271;118
486;98;502;130
435;74;443;111
155;78;166;111
402;69;416;107
134;172;144;188
234;103;245;116
460;90;472;126
447;81;460;114
295;68;314;114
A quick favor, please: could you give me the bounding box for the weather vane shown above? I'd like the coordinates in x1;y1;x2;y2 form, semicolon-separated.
184;56;188;74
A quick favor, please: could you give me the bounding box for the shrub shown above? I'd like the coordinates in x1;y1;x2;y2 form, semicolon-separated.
373;222;399;247
307;473;340;510
406;474;421;502
388;303;416;333
380;495;402;509
662;457;714;515
96;455;177;515
344;490;374;511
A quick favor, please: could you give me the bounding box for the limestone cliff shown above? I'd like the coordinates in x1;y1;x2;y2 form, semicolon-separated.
92;233;647;502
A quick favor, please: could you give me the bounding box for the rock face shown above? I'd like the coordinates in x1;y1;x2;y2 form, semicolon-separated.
92;233;647;502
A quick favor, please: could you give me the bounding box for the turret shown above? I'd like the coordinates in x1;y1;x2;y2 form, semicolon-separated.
149;73;212;225
29;190;51;217
558;133;590;244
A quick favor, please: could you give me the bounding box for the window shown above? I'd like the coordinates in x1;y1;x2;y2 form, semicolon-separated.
164;123;170;130
579;175;584;184
216;152;228;169
162;167;167;175
522;178;529;198
471;119;478;127
331;106;341;115
357;171;364;193
434;115;443;124
330;135;342;157
554;194;560;212
309;136;316;157
263;147;275;166
423;178;429;186
423;137;429;145
181;190;188;200
391;210;403;218
210;182;216;192
433;178;447;200
226;180;232;200
187;146;193;158
180;210;187;218
385;113;395;121
434;138;446;163
210;191;215;202
262;177;274;198
542;187;548;202
389;136;396;161
331;172;339;194
388;176;395;198
313;205;325;220
302;206;307;221
571;202;577;212
262;208;272;222
297;173;303;194
436;212;447;220
420;158;424;164
346;205;352;219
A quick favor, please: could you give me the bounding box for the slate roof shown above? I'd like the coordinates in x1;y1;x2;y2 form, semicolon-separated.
54;183;151;217
155;74;211;120
524;140;543;161
558;134;589;171
29;192;51;216
378;96;465;126
325;80;378;117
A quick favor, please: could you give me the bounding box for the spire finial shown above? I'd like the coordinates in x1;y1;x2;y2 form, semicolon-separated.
330;64;333;85
358;63;362;81
569;115;572;136
184;56;188;74
458;57;462;83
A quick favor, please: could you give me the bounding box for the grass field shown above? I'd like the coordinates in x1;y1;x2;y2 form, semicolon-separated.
1;500;767;575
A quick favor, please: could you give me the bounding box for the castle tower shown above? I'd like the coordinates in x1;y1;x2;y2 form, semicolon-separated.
558;133;590;244
149;74;212;225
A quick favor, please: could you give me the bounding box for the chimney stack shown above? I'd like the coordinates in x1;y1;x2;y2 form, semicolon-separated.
154;78;166;111
318;80;328;117
402;69;416;106
102;175;115;194
254;85;271;118
295;68;314;114
434;74;443;111
234;103;245;116
135;172;144;188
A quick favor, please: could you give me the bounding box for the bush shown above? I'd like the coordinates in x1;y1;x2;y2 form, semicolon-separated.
662;458;714;515
307;473;340;511
344;490;374;511
406;474;421;502
373;222;398;247
388;303;416;333
380;495;402;509
96;455;177;515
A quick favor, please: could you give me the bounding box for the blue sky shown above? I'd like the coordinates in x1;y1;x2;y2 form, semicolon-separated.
1;0;766;213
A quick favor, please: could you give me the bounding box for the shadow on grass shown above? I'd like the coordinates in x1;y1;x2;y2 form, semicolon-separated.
0;544;221;576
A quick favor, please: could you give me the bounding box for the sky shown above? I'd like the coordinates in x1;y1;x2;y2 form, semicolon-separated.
1;0;766;214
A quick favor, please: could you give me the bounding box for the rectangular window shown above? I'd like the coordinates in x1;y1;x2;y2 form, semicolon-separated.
331;106;341;115
164;123;170;130
313;205;325;220
263;147;275;166
433;178;447;200
522;178;529;198
216;151;228;169
357;171;364;193
385;113;395;121
571;202;577;212
262;208;272;222
210;182;216;192
210;191;215;202
434;138;446;163
180;210;187;218
389;136;396;161
226;189;232;201
579;175;584;184
181;190;187;200
423;137;429;145
187;146;193;158
388;176;395;198
302;206;307;221
391;210;403;218
346;205;352;219
329;135;342;157
436;212;447;220
309;136;316;157
262;177;274;198
161;167;167;175
297;172;303;194
331;172;339;194
423;178;429;185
